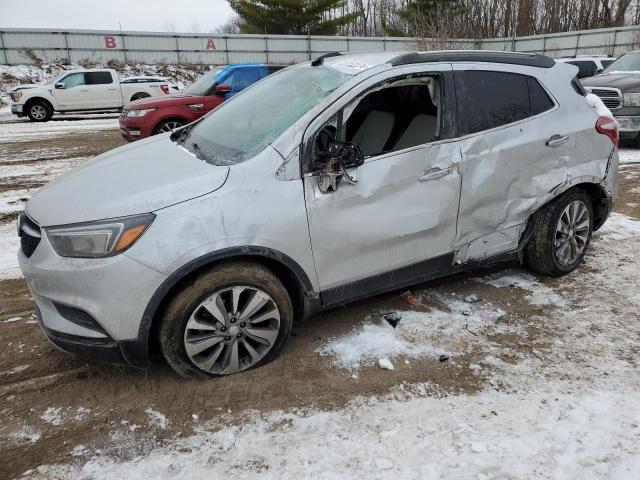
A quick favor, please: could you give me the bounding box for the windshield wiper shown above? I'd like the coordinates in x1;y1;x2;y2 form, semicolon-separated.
170;123;195;144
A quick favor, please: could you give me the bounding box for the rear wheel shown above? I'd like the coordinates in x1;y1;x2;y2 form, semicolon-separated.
26;100;53;122
525;188;593;276
154;119;186;134
158;262;293;378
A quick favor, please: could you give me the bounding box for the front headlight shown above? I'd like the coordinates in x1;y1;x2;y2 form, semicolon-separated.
126;108;155;117
45;213;155;258
10;91;22;102
623;93;640;107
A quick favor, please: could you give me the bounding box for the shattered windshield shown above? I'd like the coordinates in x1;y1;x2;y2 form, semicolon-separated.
603;53;640;73
180;65;355;166
184;68;223;96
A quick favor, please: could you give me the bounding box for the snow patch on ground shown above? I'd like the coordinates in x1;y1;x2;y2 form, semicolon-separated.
472;270;567;307
145;408;169;430
40;407;64;426
0;222;21;280
598;212;640;241
619;148;640;164
37;385;640;480
9;426;41;445
318;292;515;372
0;364;30;375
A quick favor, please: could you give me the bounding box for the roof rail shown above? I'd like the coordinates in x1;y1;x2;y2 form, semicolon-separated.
389;51;555;69
311;52;342;66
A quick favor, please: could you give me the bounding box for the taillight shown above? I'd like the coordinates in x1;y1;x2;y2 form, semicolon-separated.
160;84;169;94
595;116;619;148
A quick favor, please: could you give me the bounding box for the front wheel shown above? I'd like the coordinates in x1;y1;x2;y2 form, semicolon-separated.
26;101;53;122
154;119;186;135
525;188;593;276
158;262;293;378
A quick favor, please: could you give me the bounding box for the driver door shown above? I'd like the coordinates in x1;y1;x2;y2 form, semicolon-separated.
53;72;92;110
303;65;462;304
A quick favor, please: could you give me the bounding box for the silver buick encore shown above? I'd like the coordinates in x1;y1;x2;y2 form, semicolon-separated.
18;51;619;378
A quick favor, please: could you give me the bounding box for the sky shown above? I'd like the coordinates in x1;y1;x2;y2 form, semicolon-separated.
0;0;235;33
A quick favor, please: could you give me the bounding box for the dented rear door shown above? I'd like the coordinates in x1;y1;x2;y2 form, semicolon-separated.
452;64;572;263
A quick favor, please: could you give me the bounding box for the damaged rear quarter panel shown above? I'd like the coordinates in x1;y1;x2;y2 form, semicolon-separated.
453;63;611;263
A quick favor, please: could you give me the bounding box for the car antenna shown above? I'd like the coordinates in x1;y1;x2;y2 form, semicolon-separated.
311;52;342;67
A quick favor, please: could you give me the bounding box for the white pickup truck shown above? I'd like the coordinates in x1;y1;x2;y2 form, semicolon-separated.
9;69;178;122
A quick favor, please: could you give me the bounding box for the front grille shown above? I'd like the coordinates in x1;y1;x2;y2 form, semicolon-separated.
589;88;622;110
19;214;41;258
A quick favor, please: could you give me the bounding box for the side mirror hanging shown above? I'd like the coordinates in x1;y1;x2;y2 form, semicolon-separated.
318;142;364;194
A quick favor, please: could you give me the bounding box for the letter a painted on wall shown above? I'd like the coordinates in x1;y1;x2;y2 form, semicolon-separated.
104;36;117;49
206;38;216;50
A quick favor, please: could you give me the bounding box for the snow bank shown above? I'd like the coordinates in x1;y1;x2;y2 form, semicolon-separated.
35;385;640;480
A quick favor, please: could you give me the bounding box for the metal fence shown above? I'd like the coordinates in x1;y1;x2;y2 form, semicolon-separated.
1;25;639;66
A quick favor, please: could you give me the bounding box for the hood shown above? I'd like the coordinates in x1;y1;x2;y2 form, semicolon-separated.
10;84;42;92
26;135;229;226
128;94;205;109
582;72;640;91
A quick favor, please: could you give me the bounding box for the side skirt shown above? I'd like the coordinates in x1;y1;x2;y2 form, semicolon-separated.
319;225;533;309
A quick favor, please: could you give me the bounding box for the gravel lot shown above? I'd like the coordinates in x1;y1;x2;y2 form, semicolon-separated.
0;110;639;479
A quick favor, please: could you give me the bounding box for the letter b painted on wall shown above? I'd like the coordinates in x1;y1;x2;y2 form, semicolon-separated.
104;36;117;49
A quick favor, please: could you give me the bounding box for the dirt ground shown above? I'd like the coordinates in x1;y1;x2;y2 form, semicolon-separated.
0;116;639;478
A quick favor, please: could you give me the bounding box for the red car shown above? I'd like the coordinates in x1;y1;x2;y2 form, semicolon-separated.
119;64;283;141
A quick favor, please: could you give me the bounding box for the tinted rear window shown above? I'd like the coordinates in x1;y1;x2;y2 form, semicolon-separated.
86;72;113;85
567;60;597;78
456;71;555;134
529;77;555;115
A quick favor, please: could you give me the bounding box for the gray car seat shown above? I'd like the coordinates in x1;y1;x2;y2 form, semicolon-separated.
394;114;438;151
351;110;395;156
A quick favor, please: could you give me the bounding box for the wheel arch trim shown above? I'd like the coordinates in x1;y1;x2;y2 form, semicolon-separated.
24;97;54;111
135;246;316;364
545;177;611;230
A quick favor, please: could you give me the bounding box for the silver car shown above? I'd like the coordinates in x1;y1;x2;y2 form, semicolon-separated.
18;51;619;378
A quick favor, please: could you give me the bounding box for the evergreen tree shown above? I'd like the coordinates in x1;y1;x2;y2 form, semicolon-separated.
228;0;359;35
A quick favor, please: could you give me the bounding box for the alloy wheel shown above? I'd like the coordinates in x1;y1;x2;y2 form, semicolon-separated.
554;200;590;266
159;121;184;132
183;285;281;375
30;104;47;120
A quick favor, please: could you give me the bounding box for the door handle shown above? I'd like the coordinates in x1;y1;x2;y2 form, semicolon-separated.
107;88;117;91
546;134;570;147
418;166;454;182
80;89;89;92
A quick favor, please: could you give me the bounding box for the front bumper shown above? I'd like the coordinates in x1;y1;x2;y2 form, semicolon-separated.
19;224;167;368
119;115;155;142
614;115;640;133
11;103;24;115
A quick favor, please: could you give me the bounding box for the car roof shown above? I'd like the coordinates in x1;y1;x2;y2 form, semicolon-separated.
319;50;556;70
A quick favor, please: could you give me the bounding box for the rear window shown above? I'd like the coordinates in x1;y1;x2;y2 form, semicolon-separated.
455;71;555;135
86;72;113;85
566;60;597;78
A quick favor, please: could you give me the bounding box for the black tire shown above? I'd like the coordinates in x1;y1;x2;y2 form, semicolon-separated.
153;119;186;135
158;261;293;379
130;92;150;102
524;188;594;276
26;100;53;122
